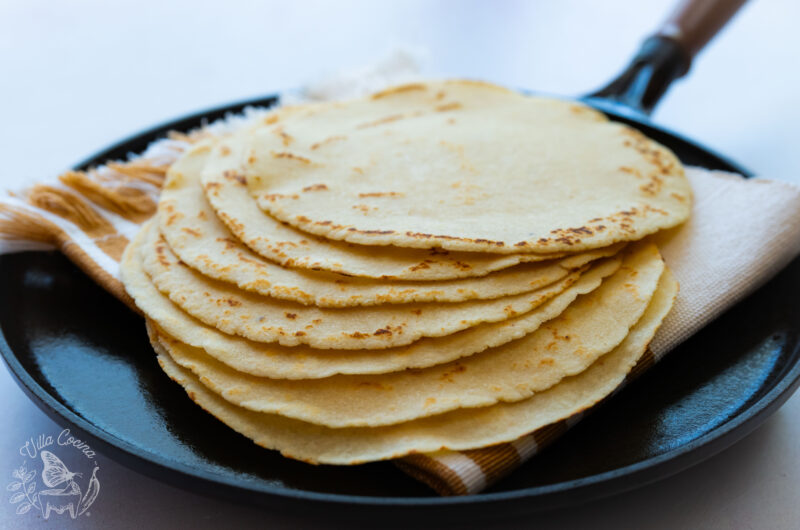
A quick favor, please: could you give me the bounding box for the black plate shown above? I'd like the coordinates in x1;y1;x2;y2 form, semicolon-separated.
2;95;800;524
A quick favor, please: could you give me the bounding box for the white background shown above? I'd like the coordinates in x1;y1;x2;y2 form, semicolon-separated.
1;0;799;528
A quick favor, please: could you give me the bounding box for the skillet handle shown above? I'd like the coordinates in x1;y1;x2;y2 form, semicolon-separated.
588;0;748;115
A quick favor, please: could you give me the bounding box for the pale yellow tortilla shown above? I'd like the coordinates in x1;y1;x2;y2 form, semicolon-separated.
244;80;691;253
125;241;619;378
139;221;586;349
159;141;618;306
149;265;677;464
200;129;574;281
153;245;664;427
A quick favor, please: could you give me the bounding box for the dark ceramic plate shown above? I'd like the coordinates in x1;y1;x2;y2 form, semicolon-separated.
2;94;800;524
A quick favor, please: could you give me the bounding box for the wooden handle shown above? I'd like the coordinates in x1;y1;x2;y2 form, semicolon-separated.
657;0;749;58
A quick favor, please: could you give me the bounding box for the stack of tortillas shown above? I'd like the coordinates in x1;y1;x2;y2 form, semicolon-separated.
120;80;691;466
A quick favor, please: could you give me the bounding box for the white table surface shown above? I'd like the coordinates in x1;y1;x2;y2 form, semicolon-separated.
1;1;799;528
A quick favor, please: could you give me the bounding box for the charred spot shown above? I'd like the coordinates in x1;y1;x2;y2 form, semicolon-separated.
373;328;392;336
284;312;297;320
294;331;306;337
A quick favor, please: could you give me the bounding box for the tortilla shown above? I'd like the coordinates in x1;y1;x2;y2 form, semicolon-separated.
149;265;677;464
139;221;585;349
154;245;664;427
244;80;691;253
159;141;618;306
126;245;619;378
200;130;574;280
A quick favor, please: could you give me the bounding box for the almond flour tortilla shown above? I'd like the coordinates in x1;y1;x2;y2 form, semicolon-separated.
200;132;572;281
149;266;677;464
125;241;620;378
139;221;585;349
153;245;665;427
160;141;618;306
244;80;691;254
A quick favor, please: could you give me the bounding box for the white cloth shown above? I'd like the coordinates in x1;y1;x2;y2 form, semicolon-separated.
651;169;800;355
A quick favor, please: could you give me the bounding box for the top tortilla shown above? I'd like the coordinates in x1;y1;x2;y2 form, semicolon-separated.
244;80;692;253
200;130;569;280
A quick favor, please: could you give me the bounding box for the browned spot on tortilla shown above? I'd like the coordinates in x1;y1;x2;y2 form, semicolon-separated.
181;227;201;237
358;191;404;198
352;204;372;213
409;261;432;272
439;363;467;383
362;229;395;234
284;312;297;320
263;193;299;201
435;102;462;112
311;135;346;150
165;212;183;226
272;152;311;164
225;298;242;307
373;328;391;336
302;183;328;192
223;170;246;186
371;83;427;99
273;127;293;146
619;165;643;178
356;114;405;129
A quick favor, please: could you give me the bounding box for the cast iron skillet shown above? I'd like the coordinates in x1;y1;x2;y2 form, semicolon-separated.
3;0;798;523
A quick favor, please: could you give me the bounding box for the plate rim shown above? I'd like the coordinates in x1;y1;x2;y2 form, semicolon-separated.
3;304;799;509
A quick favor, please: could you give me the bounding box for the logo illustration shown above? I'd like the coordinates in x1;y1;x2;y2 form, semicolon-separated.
7;430;100;519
